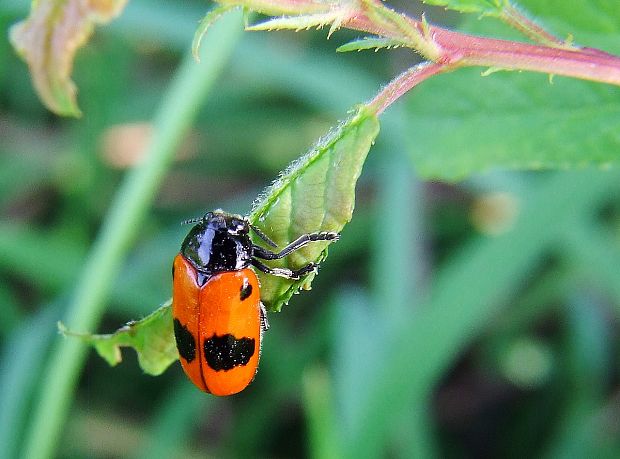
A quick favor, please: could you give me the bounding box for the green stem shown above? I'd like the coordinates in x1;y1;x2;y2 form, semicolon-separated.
20;11;243;459
302;366;341;459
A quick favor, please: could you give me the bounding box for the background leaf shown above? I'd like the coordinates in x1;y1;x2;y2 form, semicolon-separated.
421;0;507;15
405;2;620;181
407;70;620;180
521;0;620;34
9;0;128;116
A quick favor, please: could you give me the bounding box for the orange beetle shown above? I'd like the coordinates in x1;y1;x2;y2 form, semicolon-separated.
172;210;338;395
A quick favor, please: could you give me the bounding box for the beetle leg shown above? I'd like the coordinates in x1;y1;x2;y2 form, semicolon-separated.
252;259;317;280
252;231;339;260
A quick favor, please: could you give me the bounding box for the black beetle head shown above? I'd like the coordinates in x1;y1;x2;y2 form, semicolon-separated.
180;210;253;275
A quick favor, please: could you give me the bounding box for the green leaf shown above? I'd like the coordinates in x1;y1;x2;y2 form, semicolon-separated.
246;11;347;35
59;302;177;375
337;37;405;53
520;0;620;35
9;0;129;117
406;68;620;181
421;0;508;15
405;3;620;182
249;106;380;311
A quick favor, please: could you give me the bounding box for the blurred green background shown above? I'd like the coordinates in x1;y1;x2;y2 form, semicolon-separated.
2;0;620;458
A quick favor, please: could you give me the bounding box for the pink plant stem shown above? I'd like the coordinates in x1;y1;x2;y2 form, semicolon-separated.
235;0;620;85
369;62;450;115
343;13;620;87
433;27;620;85
234;0;620;99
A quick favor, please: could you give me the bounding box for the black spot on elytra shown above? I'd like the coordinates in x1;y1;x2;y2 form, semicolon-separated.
174;318;196;363
171;263;175;281
240;279;253;301
204;334;255;371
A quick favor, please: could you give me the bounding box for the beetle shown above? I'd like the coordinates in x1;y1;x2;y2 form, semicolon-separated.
172;210;339;395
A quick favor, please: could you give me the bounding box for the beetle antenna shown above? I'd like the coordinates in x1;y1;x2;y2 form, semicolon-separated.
250;224;278;248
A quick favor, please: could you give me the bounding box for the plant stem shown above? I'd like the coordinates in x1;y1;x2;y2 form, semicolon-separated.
343;12;620;86
353;2;620;114
222;0;620;100
432;27;620;85
368;62;449;115
19;11;243;459
232;0;620;86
